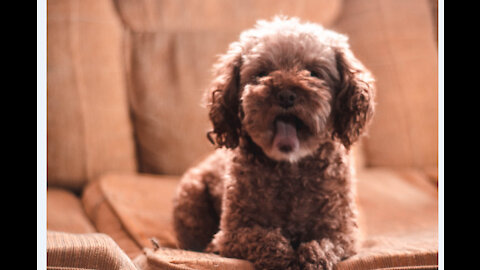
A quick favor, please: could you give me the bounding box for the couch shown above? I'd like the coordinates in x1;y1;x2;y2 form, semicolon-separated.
46;0;439;269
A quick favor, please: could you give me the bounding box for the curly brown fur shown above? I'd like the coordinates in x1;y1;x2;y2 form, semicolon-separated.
173;17;375;270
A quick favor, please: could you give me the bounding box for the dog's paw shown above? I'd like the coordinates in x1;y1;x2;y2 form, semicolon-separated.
249;228;298;270
297;240;339;270
204;242;219;254
204;231;223;254
213;227;299;270
297;241;326;270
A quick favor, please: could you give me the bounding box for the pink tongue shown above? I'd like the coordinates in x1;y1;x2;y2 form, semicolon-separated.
273;120;299;153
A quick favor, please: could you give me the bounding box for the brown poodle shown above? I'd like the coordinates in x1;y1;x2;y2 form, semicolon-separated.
173;17;375;270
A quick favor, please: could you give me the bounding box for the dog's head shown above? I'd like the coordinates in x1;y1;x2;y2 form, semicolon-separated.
206;17;375;162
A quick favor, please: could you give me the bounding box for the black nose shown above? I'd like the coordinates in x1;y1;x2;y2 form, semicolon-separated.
276;89;296;109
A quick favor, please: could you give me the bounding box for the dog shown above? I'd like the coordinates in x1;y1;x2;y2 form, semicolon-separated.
172;17;375;270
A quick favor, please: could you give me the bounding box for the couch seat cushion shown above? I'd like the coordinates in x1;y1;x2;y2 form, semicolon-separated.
82;173;180;258
134;247;254;270
47;188;96;234
337;168;438;269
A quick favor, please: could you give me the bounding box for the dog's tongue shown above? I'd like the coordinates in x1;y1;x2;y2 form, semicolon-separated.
273;119;299;153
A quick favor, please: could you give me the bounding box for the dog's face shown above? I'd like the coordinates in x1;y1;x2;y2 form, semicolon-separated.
207;17;375;162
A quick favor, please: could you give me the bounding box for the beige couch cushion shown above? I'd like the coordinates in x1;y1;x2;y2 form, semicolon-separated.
47;0;137;191
82;179;145;259
82;174;180;258
124;32;228;174
337;168;438;269
115;0;342;33
134;248;254;270
333;0;438;169
47;188;96;234
116;0;343;175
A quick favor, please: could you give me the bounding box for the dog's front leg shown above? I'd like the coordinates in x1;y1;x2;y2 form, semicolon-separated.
208;226;298;270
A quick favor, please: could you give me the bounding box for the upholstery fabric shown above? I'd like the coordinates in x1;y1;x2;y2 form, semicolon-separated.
133;248;254;270
123;31;227;174
336;168;438;269
81;168;437;269
114;0;342;33
82;174;180;258
333;0;438;169
47;188;96;234
47;231;138;270
47;0;137;191
82;179;144;259
115;0;342;175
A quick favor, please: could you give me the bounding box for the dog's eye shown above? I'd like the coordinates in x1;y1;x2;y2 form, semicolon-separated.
256;71;268;78
309;70;321;79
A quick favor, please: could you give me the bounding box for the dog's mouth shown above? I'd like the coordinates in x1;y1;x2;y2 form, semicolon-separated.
272;114;309;153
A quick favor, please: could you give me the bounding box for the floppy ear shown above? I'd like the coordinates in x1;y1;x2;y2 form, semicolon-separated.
205;42;243;149
332;46;375;149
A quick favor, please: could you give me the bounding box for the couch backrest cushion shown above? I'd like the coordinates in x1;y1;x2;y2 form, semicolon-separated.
47;0;137;191
116;0;343;174
334;0;438;169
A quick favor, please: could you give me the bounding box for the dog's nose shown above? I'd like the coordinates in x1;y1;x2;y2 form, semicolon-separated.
276;89;296;109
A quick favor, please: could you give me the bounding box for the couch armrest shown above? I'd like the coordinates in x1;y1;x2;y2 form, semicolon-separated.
47;231;138;270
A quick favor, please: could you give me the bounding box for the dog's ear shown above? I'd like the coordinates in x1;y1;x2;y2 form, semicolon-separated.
332;46;375;149
205;42;243;149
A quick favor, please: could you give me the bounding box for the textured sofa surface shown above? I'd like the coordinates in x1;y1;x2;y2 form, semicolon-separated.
46;0;438;269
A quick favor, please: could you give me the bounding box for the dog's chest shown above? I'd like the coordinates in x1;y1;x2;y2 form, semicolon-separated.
235;163;336;228
269;174;329;224
229;144;351;230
